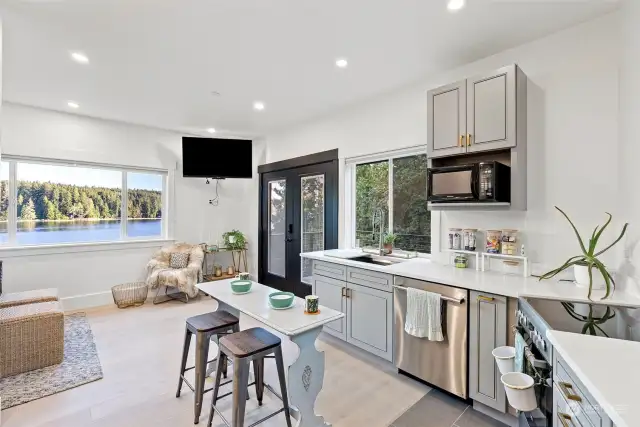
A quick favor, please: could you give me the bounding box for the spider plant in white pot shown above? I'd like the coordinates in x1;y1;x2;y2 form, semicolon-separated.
539;207;628;300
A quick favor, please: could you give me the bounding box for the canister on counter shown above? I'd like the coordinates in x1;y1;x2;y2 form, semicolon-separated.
463;229;477;251
501;229;518;255
449;228;462;250
454;254;468;269
486;230;501;254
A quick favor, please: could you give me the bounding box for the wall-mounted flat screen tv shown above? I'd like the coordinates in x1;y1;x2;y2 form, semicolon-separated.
182;137;252;178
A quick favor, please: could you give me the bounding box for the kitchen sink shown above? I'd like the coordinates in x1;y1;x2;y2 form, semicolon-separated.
349;255;401;267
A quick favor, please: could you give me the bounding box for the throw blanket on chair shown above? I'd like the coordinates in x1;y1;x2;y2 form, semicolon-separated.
146;243;204;298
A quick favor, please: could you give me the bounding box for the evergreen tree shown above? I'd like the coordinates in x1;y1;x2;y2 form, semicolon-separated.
20;198;37;221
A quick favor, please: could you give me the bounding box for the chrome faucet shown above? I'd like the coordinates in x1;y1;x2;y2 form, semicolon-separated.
372;208;385;256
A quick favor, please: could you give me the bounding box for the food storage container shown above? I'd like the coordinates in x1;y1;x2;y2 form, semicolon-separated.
486;230;501;254
448;228;462;250
454;254;468;269
463;229;477;251
501;229;518;255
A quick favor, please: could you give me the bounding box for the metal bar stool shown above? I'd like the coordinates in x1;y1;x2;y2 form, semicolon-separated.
207;327;293;427
176;310;240;424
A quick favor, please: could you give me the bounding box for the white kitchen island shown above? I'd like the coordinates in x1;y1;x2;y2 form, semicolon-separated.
197;279;345;427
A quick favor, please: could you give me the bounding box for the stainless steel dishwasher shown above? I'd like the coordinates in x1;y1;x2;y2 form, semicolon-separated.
394;277;468;399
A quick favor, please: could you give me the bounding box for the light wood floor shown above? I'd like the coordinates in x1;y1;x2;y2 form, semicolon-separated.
1;298;429;427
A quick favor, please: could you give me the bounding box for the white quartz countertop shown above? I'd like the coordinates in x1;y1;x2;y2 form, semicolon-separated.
302;250;640;307
547;330;640;427
197;279;345;336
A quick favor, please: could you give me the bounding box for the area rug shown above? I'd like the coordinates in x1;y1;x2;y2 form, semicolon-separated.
0;312;104;409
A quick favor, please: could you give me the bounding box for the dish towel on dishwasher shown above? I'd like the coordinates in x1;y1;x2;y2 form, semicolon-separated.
405;287;444;341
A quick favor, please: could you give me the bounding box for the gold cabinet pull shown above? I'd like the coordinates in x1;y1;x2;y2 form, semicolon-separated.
477;295;495;302
558;412;573;427
559;382;582;402
459;135;464;147
341;287;346;298
467;133;472;146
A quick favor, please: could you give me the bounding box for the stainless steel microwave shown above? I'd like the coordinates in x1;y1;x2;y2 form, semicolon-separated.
427;161;511;203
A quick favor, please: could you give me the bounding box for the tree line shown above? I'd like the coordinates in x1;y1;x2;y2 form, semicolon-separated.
0;181;161;221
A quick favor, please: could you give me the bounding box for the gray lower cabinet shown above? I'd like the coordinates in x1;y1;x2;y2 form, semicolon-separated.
469;291;508;413
312;275;347;340
312;260;394;362
346;282;394;361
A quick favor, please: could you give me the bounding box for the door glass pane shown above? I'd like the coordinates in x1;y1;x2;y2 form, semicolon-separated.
16;162;122;245
355;161;389;248
393;154;430;253
301;174;324;284
127;172;163;238
268;180;286;277
0;162;9;244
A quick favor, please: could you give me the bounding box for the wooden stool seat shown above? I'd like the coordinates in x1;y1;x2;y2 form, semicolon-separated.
219;327;281;357
208;327;292;427
187;311;239;333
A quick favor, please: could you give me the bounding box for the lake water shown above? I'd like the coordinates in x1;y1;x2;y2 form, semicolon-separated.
0;219;161;245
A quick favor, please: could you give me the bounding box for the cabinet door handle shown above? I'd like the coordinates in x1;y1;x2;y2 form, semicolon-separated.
346;288;351;298
467;133;472;146
459;135;464;147
557;412;573;427
341;287;346;298
559;382;582;402
477;295;494;302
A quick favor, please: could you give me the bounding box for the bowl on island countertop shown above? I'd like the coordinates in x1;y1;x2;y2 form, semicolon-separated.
269;292;294;308
230;280;252;294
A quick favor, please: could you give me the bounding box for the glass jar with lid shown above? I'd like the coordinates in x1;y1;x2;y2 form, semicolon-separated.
486;230;501;254
448;228;463;250
463;229;477;251
501;229;518;255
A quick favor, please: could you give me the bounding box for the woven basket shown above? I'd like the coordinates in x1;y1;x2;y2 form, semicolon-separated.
111;282;148;308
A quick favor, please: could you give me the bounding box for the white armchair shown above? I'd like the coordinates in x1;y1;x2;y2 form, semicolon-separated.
146;243;204;303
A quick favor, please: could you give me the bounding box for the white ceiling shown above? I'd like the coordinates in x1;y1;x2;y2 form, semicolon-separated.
0;0;618;138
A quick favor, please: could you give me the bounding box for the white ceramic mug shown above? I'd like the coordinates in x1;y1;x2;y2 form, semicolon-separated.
305;295;319;313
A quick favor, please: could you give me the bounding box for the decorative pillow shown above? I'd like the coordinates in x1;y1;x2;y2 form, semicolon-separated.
170;253;189;269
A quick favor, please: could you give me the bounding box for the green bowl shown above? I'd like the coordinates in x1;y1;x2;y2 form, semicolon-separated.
269;291;295;308
230;280;252;294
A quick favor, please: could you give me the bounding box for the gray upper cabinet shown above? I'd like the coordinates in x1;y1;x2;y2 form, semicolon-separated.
469;291;507;413
312;275;347;340
427;80;467;158
346;282;393;362
427;64;526;159
467;65;516;153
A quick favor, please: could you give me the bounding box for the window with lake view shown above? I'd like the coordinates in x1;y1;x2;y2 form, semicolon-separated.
0;159;165;246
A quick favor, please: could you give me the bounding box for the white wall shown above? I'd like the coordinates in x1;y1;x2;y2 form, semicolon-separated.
0;103;262;308
265;12;623;277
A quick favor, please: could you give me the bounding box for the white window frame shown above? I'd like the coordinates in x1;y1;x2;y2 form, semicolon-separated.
0;155;169;248
344;146;440;257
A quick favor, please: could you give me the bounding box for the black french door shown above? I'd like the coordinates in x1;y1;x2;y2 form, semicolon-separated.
259;152;338;298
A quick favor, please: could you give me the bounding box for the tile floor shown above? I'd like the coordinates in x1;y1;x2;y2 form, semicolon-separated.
389;389;507;427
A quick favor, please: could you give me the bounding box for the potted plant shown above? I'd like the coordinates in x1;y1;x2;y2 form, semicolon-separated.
383;233;397;254
538;207;628;300
222;230;247;250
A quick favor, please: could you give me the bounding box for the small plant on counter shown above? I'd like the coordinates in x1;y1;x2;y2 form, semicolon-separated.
539;207;628;300
222;230;247;250
383;233;397;254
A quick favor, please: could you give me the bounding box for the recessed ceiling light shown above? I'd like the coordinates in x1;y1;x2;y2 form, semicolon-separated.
447;0;465;12
67;101;80;109
70;51;89;64
207;128;216;134
335;58;348;68
253;101;265;111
